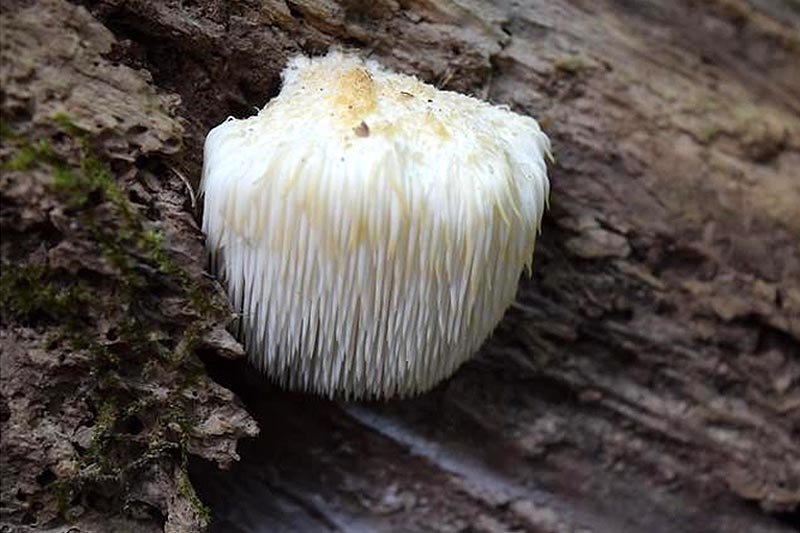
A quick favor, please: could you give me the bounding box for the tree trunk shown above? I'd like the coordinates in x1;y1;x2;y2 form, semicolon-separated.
1;0;798;532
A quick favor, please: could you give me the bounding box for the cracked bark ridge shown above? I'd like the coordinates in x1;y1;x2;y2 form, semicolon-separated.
0;1;257;532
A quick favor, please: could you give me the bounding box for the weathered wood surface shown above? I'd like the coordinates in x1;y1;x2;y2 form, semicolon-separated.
2;0;798;531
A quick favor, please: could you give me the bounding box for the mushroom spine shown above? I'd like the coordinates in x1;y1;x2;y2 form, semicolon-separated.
201;51;551;399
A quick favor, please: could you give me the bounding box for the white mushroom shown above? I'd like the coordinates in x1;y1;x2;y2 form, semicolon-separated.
201;51;551;399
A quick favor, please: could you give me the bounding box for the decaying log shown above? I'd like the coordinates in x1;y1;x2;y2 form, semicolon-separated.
1;0;798;531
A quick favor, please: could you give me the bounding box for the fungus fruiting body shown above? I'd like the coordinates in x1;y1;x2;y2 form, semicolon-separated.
201;52;551;399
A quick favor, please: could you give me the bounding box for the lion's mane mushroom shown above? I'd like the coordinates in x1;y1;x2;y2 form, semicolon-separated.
201;51;551;399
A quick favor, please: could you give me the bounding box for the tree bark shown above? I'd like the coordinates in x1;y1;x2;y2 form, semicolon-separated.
1;0;798;532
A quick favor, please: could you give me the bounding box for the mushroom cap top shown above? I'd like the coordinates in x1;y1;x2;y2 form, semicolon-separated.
201;51;551;398
203;52;550;243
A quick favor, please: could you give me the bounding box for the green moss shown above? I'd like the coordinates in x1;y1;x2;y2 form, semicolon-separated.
51;154;125;211
141;229;176;275
86;400;120;469
3;115;225;529
53;480;79;521
0;120;16;141
698;123;722;144
177;469;211;527
51;115;219;305
1;139;57;171
4;144;39;171
0;264;92;326
53;112;85;139
554;56;587;75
